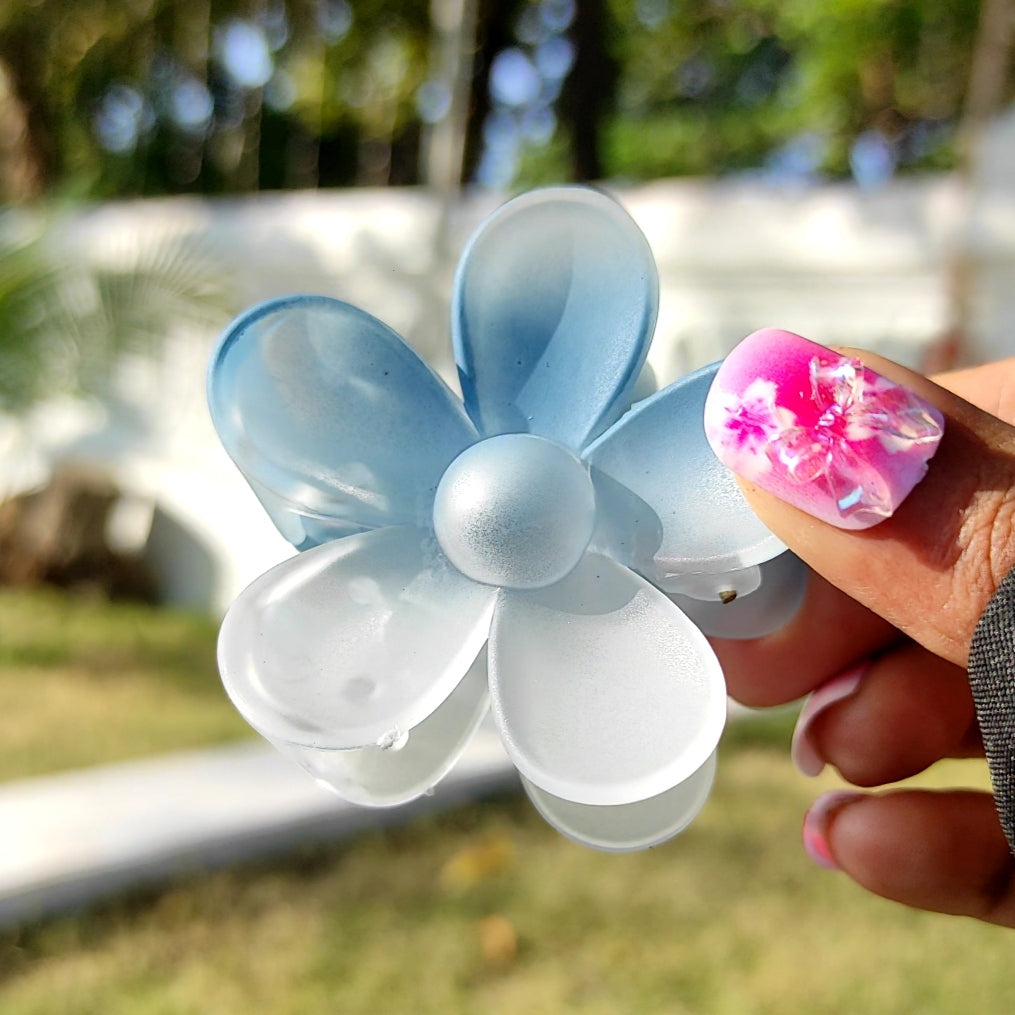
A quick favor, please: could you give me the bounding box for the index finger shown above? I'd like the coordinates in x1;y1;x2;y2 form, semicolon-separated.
704;329;1015;669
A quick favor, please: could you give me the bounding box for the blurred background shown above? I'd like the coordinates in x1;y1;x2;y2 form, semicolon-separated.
2;2;1015;1012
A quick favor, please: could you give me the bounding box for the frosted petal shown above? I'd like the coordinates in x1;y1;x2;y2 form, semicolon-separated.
522;751;717;852
669;551;809;640
489;553;726;807
453;188;657;449
208;296;477;549
218;526;496;750
585;362;785;592
279;649;490;807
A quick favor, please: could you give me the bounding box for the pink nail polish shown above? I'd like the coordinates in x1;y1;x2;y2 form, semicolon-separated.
704;329;944;530
802;790;864;871
791;664;868;777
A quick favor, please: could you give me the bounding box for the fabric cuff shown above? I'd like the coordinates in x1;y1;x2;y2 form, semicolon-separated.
968;565;1015;857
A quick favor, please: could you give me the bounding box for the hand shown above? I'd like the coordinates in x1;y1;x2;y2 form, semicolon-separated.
706;333;1015;927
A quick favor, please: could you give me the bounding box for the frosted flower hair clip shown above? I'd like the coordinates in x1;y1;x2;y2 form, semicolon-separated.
208;187;804;852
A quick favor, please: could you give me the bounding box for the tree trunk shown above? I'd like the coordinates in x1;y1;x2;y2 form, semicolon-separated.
422;0;478;192
934;0;1015;369
561;0;617;182
461;0;520;184
0;57;43;202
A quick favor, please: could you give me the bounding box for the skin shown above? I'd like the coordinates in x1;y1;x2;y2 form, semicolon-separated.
712;353;1015;928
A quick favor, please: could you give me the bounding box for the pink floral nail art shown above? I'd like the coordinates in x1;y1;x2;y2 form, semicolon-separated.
704;329;945;530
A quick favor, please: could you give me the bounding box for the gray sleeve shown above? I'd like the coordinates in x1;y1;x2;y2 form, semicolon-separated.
968;565;1015;857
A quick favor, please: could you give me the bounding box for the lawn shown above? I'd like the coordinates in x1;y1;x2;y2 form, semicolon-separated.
0;588;249;780
0;588;1012;1014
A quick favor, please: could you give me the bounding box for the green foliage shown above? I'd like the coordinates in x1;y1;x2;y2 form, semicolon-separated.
604;107;780;178
0;0;432;195
0;223;71;412
0;2;1007;192
762;0;982;169
0;211;231;413
603;0;987;179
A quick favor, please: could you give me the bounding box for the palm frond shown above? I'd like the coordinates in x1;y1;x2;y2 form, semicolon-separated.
0;209;234;414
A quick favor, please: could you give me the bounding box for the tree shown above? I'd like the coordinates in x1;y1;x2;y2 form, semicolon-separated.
561;0;618;180
0;0;433;196
0;1;1011;196
596;0;990;181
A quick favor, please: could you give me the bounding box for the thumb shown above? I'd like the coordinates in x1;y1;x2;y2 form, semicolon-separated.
704;328;1015;667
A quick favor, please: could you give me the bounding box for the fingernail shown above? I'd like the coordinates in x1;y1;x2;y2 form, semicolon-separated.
704;329;944;530
803;790;864;871
791;663;868;777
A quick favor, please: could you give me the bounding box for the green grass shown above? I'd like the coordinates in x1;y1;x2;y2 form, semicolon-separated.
0;588;250;779
0;731;1010;1014
0;589;1011;1013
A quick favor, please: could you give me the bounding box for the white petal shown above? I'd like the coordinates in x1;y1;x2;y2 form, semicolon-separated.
489;553;726;806
279;649;490;807
219;526;496;750
668;551;809;640
522;751;717;852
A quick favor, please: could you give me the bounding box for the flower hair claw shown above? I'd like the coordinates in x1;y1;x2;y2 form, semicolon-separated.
208;187;804;852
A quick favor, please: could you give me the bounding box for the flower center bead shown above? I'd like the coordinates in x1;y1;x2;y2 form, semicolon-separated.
433;433;596;590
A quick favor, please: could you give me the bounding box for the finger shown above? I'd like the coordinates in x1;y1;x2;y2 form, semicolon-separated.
804;789;1015;927
704;329;1015;668
713;571;897;707
791;642;980;786
934;357;1015;423
715;352;1015;707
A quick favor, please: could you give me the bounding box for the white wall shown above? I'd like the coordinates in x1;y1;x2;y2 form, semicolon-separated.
5;172;1014;613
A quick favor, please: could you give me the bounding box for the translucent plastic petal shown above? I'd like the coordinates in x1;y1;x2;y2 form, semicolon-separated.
277;649;490;807
488;553;726;807
522;750;717;853
585;361;786;591
208;296;478;549
452;187;658;449
218;525;496;751
669;551;809;640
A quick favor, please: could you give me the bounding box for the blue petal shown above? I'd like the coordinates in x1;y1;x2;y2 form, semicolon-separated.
584;362;786;591
452;187;658;450
208;296;478;549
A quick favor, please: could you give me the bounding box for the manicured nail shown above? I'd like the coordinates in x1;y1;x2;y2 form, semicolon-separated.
791;664;868;777
704;329;944;530
803;790;864;870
